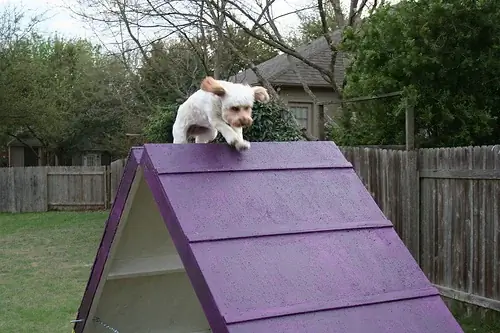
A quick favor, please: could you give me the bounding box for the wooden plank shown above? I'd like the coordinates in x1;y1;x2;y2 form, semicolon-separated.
104;166;109;209
107;254;185;280
47;171;105;176
48;202;105;206
493;146;500;301
453;148;466;292
341;145;406;150
442;148;452;289
405;104;415;150
472;146;482;297
406;150;419;262
464;147;473;298
435;284;500;312
479;147;487;298
0;168;12;212
20;166;48;212
9;167;17;212
110;159;126;204
419;149;429;279
419;169;500;180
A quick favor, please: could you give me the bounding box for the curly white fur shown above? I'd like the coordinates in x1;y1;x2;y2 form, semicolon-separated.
172;76;270;151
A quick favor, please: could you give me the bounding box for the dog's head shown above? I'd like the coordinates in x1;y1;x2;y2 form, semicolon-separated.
200;76;270;128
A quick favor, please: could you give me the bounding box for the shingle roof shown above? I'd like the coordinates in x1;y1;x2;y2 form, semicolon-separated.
228;30;346;88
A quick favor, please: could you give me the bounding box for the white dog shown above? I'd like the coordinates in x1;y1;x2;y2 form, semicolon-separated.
172;76;270;151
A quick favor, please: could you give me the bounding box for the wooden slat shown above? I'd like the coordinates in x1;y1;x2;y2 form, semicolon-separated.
47;171;105;175
420;169;500;179
48;202;105;206
435;284;500;312
107;254;185;280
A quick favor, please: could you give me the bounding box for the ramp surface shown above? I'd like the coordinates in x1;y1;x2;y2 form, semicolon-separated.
74;141;464;333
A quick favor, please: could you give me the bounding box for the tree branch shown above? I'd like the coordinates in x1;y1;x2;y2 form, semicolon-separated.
207;0;334;79
6;132;40;159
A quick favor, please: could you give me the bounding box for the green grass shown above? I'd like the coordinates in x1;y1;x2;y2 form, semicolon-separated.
451;304;500;333
0;211;499;333
0;211;107;333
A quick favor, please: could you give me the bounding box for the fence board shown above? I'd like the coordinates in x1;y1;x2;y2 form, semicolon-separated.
110;159;126;204
0;168;12;212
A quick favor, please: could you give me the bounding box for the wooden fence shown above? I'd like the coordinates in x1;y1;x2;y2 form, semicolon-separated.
340;145;500;313
0;160;126;213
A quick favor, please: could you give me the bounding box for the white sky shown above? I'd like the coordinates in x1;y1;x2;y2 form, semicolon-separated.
0;0;88;38
0;0;341;48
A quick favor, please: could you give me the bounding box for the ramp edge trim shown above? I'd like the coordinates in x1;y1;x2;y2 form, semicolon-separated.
155;165;353;175
188;219;394;243
224;286;440;325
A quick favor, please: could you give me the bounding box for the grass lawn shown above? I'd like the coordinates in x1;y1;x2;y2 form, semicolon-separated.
0;211;107;333
0;211;499;333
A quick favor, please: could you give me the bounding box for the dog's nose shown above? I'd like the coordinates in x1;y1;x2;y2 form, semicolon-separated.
240;117;253;127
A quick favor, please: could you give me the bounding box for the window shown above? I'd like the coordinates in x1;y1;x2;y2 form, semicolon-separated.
83;153;101;166
288;103;311;130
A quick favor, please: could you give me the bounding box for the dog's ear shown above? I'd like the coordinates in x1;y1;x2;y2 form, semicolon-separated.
200;76;226;97
252;86;270;103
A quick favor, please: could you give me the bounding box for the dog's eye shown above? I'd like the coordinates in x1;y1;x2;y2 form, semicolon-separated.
230;106;240;112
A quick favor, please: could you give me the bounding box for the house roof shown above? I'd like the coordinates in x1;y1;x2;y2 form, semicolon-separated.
75;137;109;152
228;30;347;88
74;142;463;333
7;137;43;147
7;136;107;151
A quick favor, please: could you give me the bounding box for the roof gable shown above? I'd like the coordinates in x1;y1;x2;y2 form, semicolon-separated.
73;142;464;333
228;30;347;88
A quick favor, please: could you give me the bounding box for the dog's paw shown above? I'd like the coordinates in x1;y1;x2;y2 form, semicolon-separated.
231;139;251;151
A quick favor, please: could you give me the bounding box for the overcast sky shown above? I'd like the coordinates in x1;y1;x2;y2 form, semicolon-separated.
0;0;321;45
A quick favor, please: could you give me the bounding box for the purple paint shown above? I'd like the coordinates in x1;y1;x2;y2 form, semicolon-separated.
75;142;464;333
159;169;388;241
145;141;352;174
227;296;464;333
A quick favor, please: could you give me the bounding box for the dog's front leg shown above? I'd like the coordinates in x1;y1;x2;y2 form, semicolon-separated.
211;119;250;151
231;126;251;150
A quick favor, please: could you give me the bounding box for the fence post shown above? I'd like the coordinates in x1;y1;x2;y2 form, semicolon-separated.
44;166;49;212
8;167;16;213
406;150;420;263
405;103;420;264
405;104;415;150
104;166;109;210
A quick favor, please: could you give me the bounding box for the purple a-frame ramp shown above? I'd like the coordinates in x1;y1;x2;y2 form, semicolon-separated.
74;141;464;333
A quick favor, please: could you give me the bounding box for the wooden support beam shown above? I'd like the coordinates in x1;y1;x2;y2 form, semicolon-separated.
420;169;500;180
435;284;500;312
405;104;415;151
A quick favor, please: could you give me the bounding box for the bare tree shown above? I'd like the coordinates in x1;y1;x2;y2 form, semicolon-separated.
205;0;382;139
71;0;377;140
0;3;49;45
